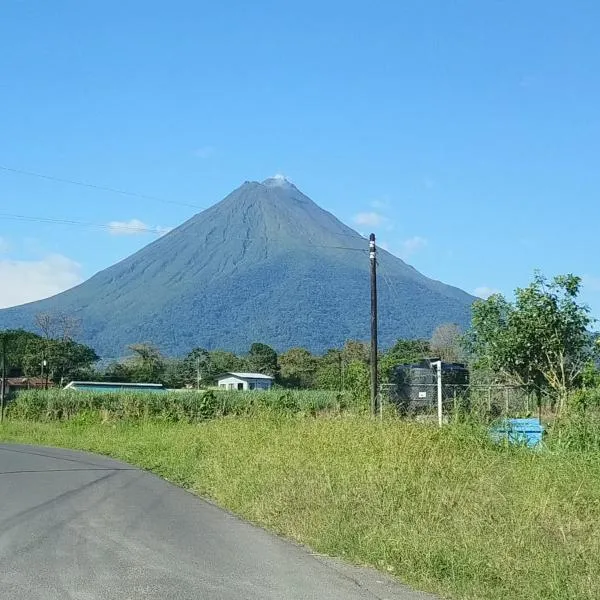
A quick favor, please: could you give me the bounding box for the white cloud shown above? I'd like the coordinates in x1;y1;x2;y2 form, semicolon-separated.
583;275;600;292
0;237;9;254
399;236;428;259
107;219;171;236
354;212;388;227
194;146;215;159
0;254;83;308
474;286;501;299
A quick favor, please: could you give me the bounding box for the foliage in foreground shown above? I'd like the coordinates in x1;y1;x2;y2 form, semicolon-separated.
468;273;598;412
1;416;600;600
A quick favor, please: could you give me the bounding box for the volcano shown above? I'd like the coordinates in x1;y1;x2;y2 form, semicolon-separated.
0;178;475;356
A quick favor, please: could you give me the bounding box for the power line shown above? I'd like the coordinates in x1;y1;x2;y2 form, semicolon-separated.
0;212;164;234
0;211;369;252
0;164;202;210
0;165;370;242
0;164;377;249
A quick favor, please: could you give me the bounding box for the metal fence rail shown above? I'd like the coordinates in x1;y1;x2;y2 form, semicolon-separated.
380;382;535;422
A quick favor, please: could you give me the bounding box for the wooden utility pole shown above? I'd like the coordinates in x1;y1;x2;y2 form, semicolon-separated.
0;334;6;423
369;233;379;416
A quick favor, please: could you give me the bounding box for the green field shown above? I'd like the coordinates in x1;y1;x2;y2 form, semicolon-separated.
2;405;599;600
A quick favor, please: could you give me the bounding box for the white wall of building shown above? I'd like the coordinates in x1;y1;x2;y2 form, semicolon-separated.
217;376;273;391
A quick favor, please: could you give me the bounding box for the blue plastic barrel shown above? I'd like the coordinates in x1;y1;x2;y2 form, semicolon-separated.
491;418;544;448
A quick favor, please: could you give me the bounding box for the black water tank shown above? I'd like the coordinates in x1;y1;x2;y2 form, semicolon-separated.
390;359;469;413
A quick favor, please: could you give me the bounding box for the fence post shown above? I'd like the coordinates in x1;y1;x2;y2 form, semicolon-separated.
431;361;443;427
487;387;492;413
504;387;509;416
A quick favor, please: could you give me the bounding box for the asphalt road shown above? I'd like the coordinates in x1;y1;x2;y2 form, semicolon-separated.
0;443;436;600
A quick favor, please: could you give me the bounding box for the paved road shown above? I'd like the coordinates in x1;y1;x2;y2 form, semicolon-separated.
0;443;435;600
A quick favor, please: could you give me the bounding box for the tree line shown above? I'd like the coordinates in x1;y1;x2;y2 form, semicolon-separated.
0;323;456;396
1;273;599;412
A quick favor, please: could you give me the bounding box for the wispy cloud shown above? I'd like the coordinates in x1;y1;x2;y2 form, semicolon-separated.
107;219;172;236
0;254;83;308
194;146;215;159
354;212;388;227
0;236;9;254
399;236;428;259
474;286;501;299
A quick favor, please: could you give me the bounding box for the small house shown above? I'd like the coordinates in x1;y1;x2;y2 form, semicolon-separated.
217;372;274;391
64;381;166;393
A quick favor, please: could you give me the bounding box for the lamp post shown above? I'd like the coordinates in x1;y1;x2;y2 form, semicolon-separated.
42;359;48;390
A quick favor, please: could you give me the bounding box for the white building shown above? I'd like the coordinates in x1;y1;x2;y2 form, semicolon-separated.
217;372;274;391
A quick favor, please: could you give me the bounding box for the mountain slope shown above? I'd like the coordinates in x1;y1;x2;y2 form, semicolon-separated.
0;178;475;356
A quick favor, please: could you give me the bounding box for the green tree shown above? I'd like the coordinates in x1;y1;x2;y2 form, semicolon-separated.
17;335;98;384
181;348;211;388
103;361;133;382
48;339;99;383
344;360;370;402
278;347;317;388
124;343;166;383
161;358;188;389
315;349;343;390
205;350;245;383
341;340;370;365
468;273;597;412
0;329;43;376
379;339;430;382
246;343;278;376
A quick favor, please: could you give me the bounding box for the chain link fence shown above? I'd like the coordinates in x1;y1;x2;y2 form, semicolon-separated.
380;382;536;422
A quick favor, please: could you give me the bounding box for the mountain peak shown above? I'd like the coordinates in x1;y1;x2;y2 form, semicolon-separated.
262;174;295;189
0;177;475;357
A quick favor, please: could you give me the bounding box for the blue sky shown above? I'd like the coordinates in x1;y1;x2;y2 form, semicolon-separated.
1;1;599;318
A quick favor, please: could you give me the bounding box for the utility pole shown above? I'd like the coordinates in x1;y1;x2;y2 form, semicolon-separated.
1;334;6;424
369;233;379;416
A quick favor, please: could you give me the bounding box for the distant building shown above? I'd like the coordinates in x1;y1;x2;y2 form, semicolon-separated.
64;381;166;393
217;372;274;391
2;377;49;396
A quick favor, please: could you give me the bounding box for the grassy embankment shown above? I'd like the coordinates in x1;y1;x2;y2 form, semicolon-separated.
2;389;600;600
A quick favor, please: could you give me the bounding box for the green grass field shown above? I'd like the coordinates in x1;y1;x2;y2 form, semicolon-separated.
2;412;599;600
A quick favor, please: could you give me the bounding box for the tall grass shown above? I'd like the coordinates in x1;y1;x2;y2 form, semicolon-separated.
7;388;362;422
2;415;600;600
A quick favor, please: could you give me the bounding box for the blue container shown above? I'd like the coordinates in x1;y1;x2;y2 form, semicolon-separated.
491;418;544;448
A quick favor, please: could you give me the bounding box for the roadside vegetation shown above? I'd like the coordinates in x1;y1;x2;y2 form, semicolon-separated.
6;388;362;421
2;272;600;600
2;414;600;600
